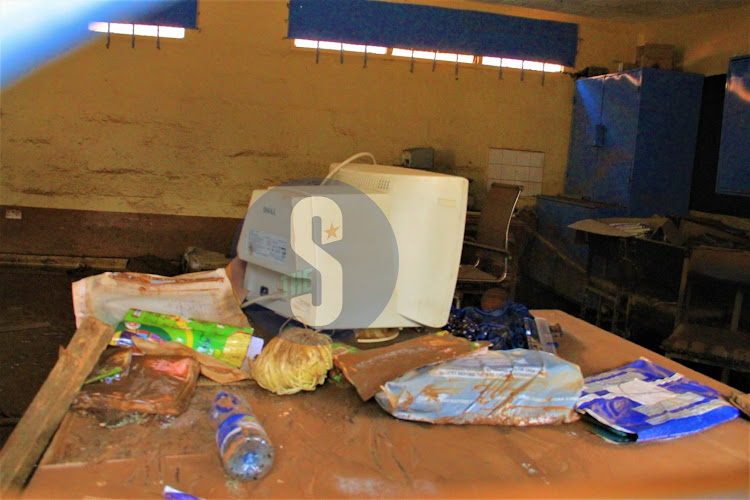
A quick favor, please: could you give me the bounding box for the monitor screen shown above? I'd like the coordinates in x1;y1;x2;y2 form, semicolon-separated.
237;160;468;331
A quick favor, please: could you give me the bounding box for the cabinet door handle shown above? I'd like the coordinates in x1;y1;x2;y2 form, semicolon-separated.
594;124;606;147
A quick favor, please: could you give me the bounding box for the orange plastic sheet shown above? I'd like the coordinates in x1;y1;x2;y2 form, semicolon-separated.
333;331;488;400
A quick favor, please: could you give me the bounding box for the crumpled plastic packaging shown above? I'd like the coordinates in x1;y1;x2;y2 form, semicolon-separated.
131;337;251;384
73;354;200;415
375;349;583;426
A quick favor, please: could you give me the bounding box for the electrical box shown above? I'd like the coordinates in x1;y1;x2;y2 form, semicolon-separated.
401;148;434;170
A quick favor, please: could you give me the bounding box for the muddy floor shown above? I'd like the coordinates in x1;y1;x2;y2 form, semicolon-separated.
0;260;177;448
0;266;83;447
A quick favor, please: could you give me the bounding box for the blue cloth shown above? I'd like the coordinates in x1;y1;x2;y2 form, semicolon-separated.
446;301;532;350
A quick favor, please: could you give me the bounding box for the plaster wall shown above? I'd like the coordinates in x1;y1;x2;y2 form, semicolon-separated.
635;6;750;76
0;1;746;218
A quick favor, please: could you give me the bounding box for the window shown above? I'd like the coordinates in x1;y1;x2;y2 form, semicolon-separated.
87;0;196;46
288;0;578;67
89;22;185;39
392;49;474;64
482;57;563;73
294;39;386;54
294;40;563;73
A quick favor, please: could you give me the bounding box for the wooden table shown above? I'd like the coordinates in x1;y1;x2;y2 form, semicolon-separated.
21;310;750;499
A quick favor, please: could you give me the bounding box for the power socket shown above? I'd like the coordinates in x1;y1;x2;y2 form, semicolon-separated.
5;209;22;220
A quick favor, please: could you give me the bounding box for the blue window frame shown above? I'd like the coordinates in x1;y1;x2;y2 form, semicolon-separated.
103;0;198;29
288;0;578;67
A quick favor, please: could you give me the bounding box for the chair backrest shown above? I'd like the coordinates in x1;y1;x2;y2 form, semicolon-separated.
475;182;523;250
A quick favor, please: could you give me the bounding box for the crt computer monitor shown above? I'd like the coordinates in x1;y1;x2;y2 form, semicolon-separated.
236;161;468;331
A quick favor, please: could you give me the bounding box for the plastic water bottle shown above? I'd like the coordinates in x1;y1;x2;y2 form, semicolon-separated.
209;390;274;480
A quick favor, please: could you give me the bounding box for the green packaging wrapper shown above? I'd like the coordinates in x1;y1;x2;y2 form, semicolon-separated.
112;308;256;368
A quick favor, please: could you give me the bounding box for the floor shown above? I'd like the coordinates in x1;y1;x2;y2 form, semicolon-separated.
0;259;178;448
0;266;82;446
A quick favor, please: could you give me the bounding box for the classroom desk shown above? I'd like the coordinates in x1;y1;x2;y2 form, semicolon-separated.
22;310;750;499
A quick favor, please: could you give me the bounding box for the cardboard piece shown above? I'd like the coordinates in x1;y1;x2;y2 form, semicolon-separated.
636;44;675;70
569;216;669;239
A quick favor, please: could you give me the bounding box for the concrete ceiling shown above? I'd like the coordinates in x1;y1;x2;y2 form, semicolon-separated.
470;0;750;22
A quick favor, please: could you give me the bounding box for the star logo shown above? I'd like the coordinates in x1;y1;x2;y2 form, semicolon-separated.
324;223;340;240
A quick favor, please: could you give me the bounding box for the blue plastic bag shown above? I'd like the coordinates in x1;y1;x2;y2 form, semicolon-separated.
576;358;740;442
445;301;532;350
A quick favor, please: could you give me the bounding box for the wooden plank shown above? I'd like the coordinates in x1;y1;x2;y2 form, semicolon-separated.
0;317;114;495
0;253;128;271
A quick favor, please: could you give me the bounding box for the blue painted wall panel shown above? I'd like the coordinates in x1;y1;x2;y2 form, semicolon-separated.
716;55;750;197
106;0;198;29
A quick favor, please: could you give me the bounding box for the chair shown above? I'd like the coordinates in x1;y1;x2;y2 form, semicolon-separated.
662;253;750;384
454;182;523;308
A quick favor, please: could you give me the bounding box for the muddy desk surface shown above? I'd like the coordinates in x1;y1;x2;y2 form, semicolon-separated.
22;310;750;499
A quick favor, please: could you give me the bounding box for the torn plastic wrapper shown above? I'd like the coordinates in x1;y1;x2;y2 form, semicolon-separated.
130;337;252;384
83;347;133;385
112;308;263;370
524;317;558;354
576;358;740;442
73;355;200;416
163;485;205;500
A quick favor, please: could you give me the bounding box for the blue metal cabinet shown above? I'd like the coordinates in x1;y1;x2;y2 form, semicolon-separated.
565;68;704;216
716;55;750;197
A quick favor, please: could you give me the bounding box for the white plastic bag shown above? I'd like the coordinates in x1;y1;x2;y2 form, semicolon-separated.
72;268;249;329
